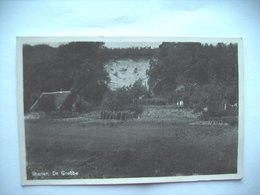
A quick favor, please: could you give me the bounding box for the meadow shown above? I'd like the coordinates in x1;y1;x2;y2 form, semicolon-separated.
25;118;238;179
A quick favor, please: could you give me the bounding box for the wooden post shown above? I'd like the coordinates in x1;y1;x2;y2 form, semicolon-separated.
120;111;123;120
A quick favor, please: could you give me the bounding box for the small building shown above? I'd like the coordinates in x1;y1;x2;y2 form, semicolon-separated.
29;91;72;112
175;85;185;107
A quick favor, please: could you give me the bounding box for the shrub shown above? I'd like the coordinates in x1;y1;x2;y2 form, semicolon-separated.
101;90;144;117
101;91;122;111
227;117;238;126
136;98;167;105
129;104;144;116
74;97;93;113
54;111;78;118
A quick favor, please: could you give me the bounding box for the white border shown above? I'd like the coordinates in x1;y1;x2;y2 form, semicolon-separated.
17;36;243;186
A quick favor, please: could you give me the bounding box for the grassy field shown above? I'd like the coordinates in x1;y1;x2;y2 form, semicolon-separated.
25;118;238;179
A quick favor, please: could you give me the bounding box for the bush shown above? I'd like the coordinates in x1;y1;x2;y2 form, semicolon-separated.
200;106;224;120
226;117;238;126
214;115;238;126
136;98;167;105
48;111;78;118
101;91;122;111
74;97;93;113
100;90;144;118
129;104;144;116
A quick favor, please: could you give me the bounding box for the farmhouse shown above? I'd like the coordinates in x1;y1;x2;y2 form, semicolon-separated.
29;91;72;112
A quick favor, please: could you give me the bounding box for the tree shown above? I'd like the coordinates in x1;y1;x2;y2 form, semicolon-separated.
23;44;56;112
72;59;110;105
23;42;108;112
101;80;148;111
131;79;148;99
147;42;238;116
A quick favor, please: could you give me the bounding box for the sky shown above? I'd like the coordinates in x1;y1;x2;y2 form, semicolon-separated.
26;41;162;49
104;42;161;48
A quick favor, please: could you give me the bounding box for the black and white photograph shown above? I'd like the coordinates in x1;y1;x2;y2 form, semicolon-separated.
17;37;243;185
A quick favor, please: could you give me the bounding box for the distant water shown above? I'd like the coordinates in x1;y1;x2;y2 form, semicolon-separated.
105;59;150;90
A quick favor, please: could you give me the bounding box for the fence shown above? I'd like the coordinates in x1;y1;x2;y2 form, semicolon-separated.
100;110;135;120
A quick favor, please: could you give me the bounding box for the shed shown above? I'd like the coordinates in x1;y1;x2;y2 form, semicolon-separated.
29;91;72;112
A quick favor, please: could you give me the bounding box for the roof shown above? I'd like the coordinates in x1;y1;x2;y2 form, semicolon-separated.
175;85;185;93
30;91;71;112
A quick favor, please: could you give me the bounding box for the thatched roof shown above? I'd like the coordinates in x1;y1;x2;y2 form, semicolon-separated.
30;91;71;112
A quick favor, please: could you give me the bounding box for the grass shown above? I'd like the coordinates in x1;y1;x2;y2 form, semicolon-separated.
25;119;238;179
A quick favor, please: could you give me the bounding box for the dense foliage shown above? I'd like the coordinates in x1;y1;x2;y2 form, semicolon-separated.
101;79;147;112
23;41;238;119
23;43;154;112
147;42;238;117
23;42;108;112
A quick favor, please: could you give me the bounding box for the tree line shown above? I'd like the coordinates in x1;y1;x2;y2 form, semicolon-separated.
147;42;238;117
23;42;155;112
23;41;238;119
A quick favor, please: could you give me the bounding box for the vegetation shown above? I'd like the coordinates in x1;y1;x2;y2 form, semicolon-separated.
101;79;147;115
147;42;238;118
24;41;238;121
73;96;93;113
26;119;237;179
24;41;239;180
136;97;167;105
23;43;155;113
23;42;108;112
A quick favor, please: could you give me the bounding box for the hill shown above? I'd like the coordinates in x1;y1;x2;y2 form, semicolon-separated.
104;59;150;90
